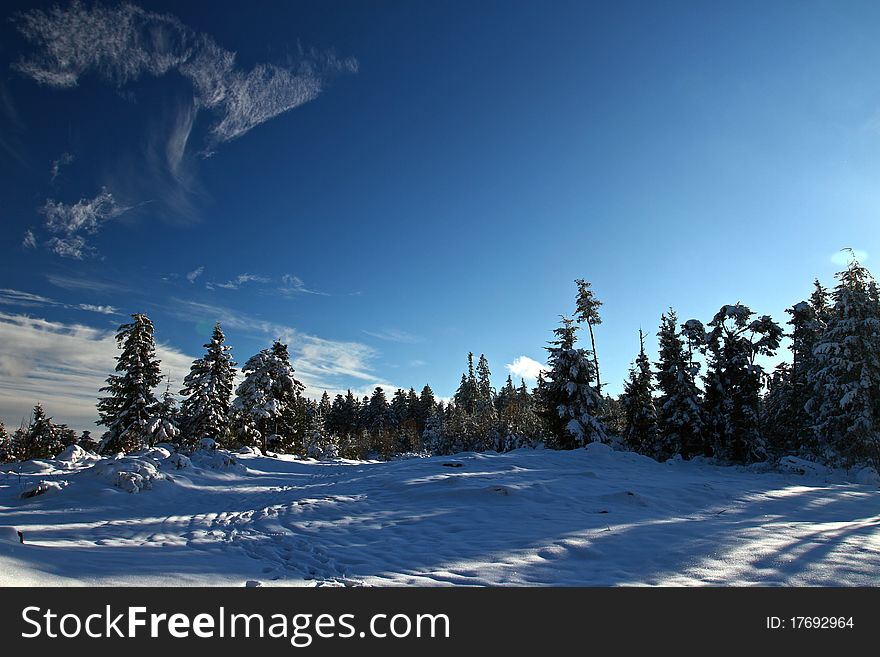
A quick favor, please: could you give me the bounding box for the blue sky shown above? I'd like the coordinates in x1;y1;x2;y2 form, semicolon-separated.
1;0;878;431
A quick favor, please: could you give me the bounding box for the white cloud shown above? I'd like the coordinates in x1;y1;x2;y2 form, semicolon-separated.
22;229;37;249
279;274;328;296
50;151;74;181
13;2;357;149
39;188;131;259
831;248;869;267
168;298;393;398
186;266;205;284
0;288;120;316
210;273;270;290
0;289;57;307
76;304;119;315
362;328;423;344
0;311;195;433
506;355;547;382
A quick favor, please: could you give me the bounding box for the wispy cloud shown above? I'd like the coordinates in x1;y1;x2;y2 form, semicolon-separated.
208;273;270;290
38;188;132;259
362;328;423;344
22;229;37;249
506;355;547;382
12;1;357;150
0;289;57;307
186;266;205;284
50;151;75;182
0;311;193;432
46;273;126;294
76;304;119;315
0;288;120;316
167;298;392;397
278;274;328;296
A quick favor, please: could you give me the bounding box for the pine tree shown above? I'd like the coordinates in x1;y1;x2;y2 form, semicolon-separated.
365;387;392;457
621;329;658;456
21;403;63;459
179;322;237;447
97;313;163;454
473;354;499;450
575;279;604;397
700;305;783;463
655;309;704;459
416;384;436;436
808;260;880;468
453;353;479;415
422;404;445;454
232;341;304;452
150;378;181;446
542;316;607;448
0;421;13;463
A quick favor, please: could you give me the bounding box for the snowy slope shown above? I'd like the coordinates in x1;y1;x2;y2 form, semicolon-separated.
1;444;878;586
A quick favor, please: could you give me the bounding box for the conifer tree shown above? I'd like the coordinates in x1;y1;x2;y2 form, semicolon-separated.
21;403;63;459
575;279;604;396
179;323;236;447
232;341;304;452
655;309;704;459
150;378;181;445
542;316;607;448
700;305;783;462
366;387;392;456
0;421;12;463
808;260;880;468
97;313;163;454
621;329;658;455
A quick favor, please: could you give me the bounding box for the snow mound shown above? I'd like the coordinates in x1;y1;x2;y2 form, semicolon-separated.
134;447;173;460
190;449;245;472
56;444;98;465
584;441;614;457
852;466;880;486
778;456;831;477
20;479;68;499
163;453;192;470
199;438;217;451
0;526;22;545
238;446;262;456
14;460;56;475
89;455;166;493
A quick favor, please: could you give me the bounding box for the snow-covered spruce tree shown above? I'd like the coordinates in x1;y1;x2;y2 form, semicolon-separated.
699;305;783;463
542;316;607;449
574;279;603;397
498;379;542;451
0;421;12;463
232;341;304;452
415;384;436;437
421;403;445;454
621;329;658;456
150;380;181;446
763;300;822;456
20;403;63;460
762;362;792;456
97;313;163;454
364;386;393;457
179;322;236;448
473;354;499;451
808;260;880;469
654;309;704;460
453;353;479;416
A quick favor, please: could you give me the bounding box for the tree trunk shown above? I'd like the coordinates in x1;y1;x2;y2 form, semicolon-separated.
588;321;601;396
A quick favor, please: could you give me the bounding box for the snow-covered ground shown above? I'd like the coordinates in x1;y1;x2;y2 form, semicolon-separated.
1;444;878;586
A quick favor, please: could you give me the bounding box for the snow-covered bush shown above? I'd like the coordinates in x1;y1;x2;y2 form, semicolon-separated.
20;479;68;499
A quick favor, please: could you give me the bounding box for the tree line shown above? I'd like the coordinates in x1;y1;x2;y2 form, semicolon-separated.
1;259;878;471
